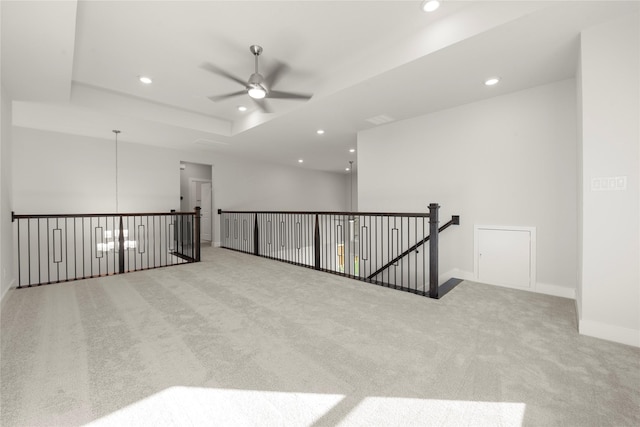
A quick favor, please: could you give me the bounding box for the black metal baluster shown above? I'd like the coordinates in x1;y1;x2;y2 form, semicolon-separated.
132;216;136;271
147;215;150;268
29;219;33;286
413;216;420;293
386;216;390;287
64;218;68;281
55;217;60;282
118;216;125;273
90;217;94;278
421;215;424;292
152;215;156;268
253;213;259;256
46;218;51;284
111;216;115;274
405;217;409;290
72;218;77;280
16;219;21;288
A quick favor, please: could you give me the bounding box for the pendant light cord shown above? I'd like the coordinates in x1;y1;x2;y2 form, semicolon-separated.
113;130;120;213
349;161;354;213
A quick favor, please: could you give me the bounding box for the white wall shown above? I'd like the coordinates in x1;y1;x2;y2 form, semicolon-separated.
13;128;119;213
12;127;348;246
358;79;578;298
578;13;639;347
1;83;15;302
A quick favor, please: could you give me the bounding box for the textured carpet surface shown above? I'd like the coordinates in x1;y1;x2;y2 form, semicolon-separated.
1;247;639;426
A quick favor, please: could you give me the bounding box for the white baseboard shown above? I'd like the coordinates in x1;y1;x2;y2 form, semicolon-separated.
0;278;15;307
438;268;474;285
213;241;221;248
535;282;575;299
448;268;576;300
579;319;640;348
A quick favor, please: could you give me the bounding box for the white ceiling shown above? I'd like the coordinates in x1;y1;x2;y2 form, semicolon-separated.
2;1;636;172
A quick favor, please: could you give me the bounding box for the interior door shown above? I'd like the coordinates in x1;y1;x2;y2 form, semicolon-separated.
200;182;212;242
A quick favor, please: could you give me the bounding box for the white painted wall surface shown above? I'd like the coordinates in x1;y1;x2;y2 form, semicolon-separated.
358;79;578;298
13;129;118;213
578;13;640;347
12;127;347;246
1;82;15;302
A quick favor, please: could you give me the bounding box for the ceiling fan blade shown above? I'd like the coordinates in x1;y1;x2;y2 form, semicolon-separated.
264;61;290;89
252;98;272;113
268;90;312;100
200;62;246;86
208;90;247;102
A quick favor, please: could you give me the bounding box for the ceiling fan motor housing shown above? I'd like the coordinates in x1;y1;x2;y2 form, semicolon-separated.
248;72;264;86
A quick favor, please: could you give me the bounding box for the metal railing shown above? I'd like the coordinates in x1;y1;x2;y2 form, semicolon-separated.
12;208;201;288
220;203;459;299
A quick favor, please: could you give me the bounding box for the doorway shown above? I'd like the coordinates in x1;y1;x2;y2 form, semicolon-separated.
190;179;212;243
180;161;213;246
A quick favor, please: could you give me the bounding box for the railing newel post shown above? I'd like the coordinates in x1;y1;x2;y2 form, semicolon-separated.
428;203;439;299
194;207;201;262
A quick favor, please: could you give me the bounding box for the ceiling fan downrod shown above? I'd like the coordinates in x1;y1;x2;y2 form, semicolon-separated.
250;45;263;74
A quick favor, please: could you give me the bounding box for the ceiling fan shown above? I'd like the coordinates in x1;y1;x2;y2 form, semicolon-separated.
202;45;312;113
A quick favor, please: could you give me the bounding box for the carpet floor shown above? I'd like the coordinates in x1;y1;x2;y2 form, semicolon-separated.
1;247;639;426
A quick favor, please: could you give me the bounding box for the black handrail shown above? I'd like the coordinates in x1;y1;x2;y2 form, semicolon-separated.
368;215;460;280
13;208;201;288
219;203;460;299
218;209;429;217
12;211;196;220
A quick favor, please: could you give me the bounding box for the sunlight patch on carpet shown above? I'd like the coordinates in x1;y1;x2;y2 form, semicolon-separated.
339;396;526;426
85;387;344;426
85;386;526;426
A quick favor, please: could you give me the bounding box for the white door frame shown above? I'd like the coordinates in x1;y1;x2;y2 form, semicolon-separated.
189;178;213;241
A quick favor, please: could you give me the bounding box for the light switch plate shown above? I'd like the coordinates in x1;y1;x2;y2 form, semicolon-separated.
591;176;627;191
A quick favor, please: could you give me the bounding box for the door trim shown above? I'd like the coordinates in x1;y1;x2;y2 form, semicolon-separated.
473;225;536;291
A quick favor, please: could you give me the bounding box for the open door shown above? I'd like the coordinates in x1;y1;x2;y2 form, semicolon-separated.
200;182;212;242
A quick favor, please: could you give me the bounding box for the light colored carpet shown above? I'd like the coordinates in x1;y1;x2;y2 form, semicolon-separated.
1;247;639;426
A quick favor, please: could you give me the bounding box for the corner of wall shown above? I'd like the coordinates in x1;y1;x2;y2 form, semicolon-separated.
0;277;14;304
0;80;16;304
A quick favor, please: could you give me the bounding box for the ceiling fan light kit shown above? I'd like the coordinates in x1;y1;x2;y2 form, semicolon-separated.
248;84;267;99
422;0;441;13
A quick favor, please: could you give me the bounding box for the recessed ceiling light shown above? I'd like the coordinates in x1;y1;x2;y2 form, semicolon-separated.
421;0;440;12
298;159;304;163
345;167;350;171
484;77;501;86
349;148;356;153
237;106;247;112
139;76;153;84
316;129;325;135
